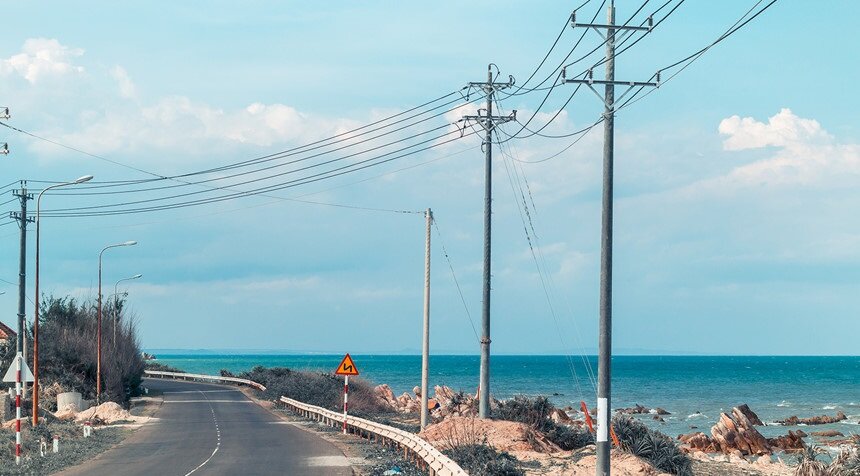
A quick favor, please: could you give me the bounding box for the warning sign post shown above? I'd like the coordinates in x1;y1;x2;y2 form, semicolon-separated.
334;354;359;434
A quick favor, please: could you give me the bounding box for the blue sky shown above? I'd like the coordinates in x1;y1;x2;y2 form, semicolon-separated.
0;1;858;355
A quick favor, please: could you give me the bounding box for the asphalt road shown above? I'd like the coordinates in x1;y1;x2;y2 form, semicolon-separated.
59;378;354;476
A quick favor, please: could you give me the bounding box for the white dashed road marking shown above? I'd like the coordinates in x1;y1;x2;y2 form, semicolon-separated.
183;391;222;476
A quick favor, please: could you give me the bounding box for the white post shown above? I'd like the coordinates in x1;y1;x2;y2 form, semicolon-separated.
53;435;59;453
420;208;432;429
342;375;349;434
15;353;21;465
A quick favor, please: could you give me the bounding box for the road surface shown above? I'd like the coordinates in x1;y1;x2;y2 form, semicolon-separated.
59;378;353;476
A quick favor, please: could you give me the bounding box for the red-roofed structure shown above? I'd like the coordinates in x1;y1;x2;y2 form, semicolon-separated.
0;321;16;343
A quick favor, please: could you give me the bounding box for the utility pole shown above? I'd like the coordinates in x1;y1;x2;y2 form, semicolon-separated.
1;107;9;157
563;3;658;474
10;183;33;358
463;65;516;418
420;208;432;429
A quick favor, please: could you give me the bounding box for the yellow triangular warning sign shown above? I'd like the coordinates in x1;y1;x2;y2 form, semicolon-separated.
335;353;359;376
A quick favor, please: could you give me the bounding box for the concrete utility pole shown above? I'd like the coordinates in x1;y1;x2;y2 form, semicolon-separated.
420;208;432;429
10;182;33;360
564;3;658;474
463;65;516;418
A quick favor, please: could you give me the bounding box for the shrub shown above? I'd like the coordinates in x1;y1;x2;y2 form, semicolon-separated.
443;444;524;476
494;395;593;450
612;415;692;476
35;295;144;406
144;361;183;373
792;444;860;476
238;366;392;416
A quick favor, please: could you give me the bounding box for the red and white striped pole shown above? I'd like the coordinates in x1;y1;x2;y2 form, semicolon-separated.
15;354;22;465
342;375;349;434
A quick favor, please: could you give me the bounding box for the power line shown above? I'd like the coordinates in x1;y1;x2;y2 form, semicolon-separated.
0;89;465;184
36;130;479;217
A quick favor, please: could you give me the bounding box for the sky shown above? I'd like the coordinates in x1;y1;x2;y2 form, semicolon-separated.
0;1;858;355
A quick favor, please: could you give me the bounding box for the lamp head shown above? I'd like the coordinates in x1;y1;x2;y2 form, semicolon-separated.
132;274;143;279
123;240;138;246
74;175;94;184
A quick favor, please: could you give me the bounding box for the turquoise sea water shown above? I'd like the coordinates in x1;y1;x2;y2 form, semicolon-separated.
153;354;860;442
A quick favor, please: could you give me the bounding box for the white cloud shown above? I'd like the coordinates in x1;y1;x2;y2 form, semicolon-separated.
719;108;831;151
0;38;85;83
111;65;136;99
711;109;859;187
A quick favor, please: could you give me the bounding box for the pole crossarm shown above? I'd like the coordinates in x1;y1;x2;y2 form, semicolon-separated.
9;211;34;224
462;111;517;134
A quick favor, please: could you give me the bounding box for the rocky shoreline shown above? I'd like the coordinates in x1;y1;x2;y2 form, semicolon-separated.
367;382;859;475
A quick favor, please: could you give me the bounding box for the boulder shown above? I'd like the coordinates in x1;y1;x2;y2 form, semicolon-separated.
374;384;399;410
710;406;771;455
736;404;763;426
810;430;844;438
550;408;572;424
795;429;808;437
654;407;671;415
678;432;718;453
616;404;649;414
776;411;847;426
767;430;805;452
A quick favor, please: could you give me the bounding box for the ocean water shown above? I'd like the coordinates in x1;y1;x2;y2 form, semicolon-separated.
153;354;860;440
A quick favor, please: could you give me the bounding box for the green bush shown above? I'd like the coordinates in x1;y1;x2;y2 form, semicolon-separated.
612;415;692;476
443;444;524;476
144;361;183;373
238;366;392;417
26;295;145;406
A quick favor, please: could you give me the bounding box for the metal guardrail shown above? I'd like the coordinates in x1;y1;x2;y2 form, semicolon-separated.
143;370;267;391
280;396;468;476
145;370;465;475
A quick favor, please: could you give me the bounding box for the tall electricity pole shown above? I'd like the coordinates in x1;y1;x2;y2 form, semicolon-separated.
463;65;515;418
563;3;657;474
10;182;33;357
420;208;432;429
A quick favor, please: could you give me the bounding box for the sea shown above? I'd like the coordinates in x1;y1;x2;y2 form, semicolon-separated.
151;354;860;444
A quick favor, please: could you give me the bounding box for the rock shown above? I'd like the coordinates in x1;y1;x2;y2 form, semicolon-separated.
429;385;478;419
412;386;421;397
776;411;847;426
710;406;771;455
729;449;748;464
617;404;650;414
810;430;844;437
550;408;572;424
755;455;773;466
678;432;718;453
374;384;399;410
736;404;763;426
767;430;806;452
654;407;670;415
795;429;808;437
652;415;665;422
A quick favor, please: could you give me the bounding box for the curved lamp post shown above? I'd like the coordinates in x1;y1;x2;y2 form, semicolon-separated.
97;241;137;403
33;174;93;425
112;273;141;346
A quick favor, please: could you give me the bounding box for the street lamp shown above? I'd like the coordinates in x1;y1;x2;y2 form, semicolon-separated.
33;174;93;425
112;274;141;346
97;240;137;403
